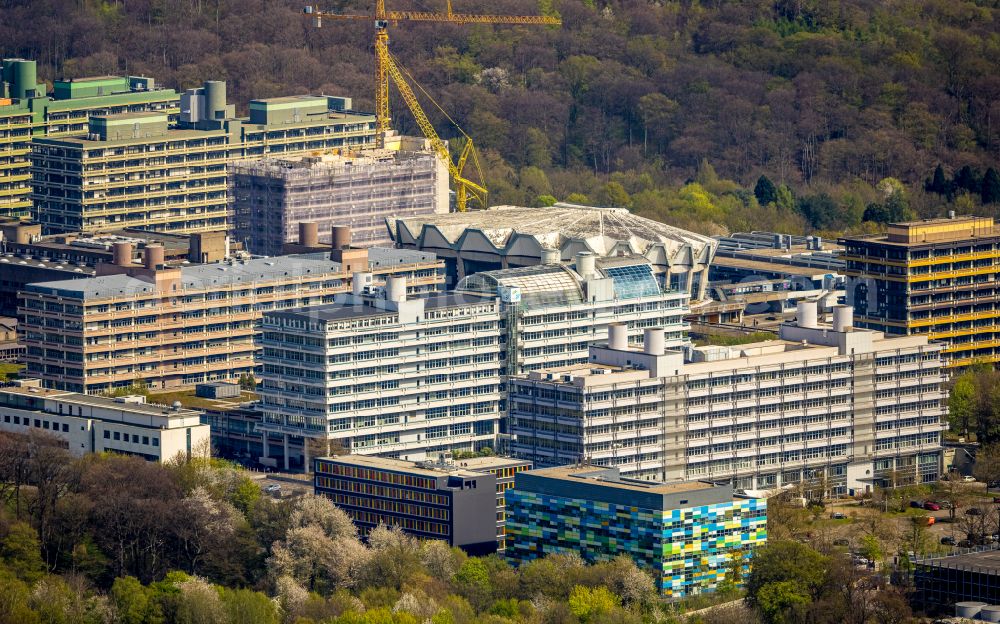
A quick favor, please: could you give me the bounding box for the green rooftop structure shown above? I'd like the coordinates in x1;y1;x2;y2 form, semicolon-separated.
32;79;376;234
0;59;179;219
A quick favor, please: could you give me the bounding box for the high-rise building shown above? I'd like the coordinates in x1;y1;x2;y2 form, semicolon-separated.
19;242;443;394
509;302;946;493
33;112;230;233
30;80;376;234
257;255;691;468
1;59;179;219
841;215;1000;370
504;466;768;597
314;454;530;554
232;142;448;255
0;379;209;462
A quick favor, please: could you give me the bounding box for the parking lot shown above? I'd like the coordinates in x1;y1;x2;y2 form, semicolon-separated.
250;472;314;500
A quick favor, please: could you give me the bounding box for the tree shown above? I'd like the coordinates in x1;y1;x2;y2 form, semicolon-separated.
754;580;811;624
954;165;982;194
951;372;977;439
933;480;978;523
110;576;162;624
975;445;1000;487
0;521;45;582
983;168;1000;204
745;541;827;624
796;193;841;230
595;182;630;207
219;587;280;624
567;585;619;622
926;164;951;196
754;175;778;206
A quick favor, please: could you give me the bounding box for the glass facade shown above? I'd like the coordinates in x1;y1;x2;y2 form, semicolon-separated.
604;263;662;299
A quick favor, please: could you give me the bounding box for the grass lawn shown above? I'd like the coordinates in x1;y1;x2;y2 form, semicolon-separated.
694;331;777;347
147;388;258;410
0;362;24;380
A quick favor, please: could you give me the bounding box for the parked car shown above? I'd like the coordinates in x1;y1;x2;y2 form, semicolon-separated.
909;500;923;508
830;512;846;520
264;484;281;494
941;536;956;546
832;538;850;546
958;540;972;548
963;475;977;483
992;497;1000;504
924;501;941;511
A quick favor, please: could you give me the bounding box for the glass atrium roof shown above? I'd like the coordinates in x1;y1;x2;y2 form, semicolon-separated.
603;263;662;298
457;265;584;308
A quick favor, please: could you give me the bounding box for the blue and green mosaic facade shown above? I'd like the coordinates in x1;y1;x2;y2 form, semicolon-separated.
504;468;767;597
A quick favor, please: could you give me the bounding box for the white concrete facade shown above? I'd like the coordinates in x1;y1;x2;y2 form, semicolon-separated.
509;307;946;497
257;258;692;469
258;288;504;467
0;380;209;462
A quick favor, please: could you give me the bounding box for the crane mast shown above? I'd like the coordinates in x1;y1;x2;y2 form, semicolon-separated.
305;2;560;211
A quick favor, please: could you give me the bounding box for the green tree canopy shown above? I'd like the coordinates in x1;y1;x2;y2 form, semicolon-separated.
754;175;778;206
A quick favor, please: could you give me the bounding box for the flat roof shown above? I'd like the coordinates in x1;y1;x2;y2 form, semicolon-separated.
92;111;167;121
451;456;532;470
919;548;1000;574
0;384;200;418
710;256;836;278
25;249;437;300
267;292;497;323
35;126;224;148
316;453;486;478
251;95;327;105
525;465;721;495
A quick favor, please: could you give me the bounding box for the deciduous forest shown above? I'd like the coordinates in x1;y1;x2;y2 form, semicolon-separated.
0;430;922;623
3;0;1000;234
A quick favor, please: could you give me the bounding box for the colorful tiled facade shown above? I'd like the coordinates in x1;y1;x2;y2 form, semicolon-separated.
504;466;767;597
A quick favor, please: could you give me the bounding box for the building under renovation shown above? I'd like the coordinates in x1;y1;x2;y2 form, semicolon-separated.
232;142;448;255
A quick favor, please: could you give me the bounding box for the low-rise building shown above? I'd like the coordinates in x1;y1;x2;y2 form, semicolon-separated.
504;466;767;597
0;379;209;461
315;454;499;555
509;302;947;493
20;240;443;393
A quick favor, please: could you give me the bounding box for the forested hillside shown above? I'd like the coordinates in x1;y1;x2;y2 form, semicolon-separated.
2;0;999;235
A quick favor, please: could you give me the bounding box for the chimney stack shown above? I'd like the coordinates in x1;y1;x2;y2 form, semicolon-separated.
832;305;854;333
112;242;133;267
299;222;319;248
332;225;351;250
386;276;406;302
796;300;818;329
576;251;596;279
643;328;665;355
608;323;628;351
144;244;165;270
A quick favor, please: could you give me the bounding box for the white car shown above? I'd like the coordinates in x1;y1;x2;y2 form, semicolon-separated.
963;476;976;483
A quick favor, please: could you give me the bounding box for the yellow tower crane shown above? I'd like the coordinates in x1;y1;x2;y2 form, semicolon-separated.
305;1;560;211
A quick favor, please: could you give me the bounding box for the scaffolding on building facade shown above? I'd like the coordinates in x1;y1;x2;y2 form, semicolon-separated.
231;149;447;255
